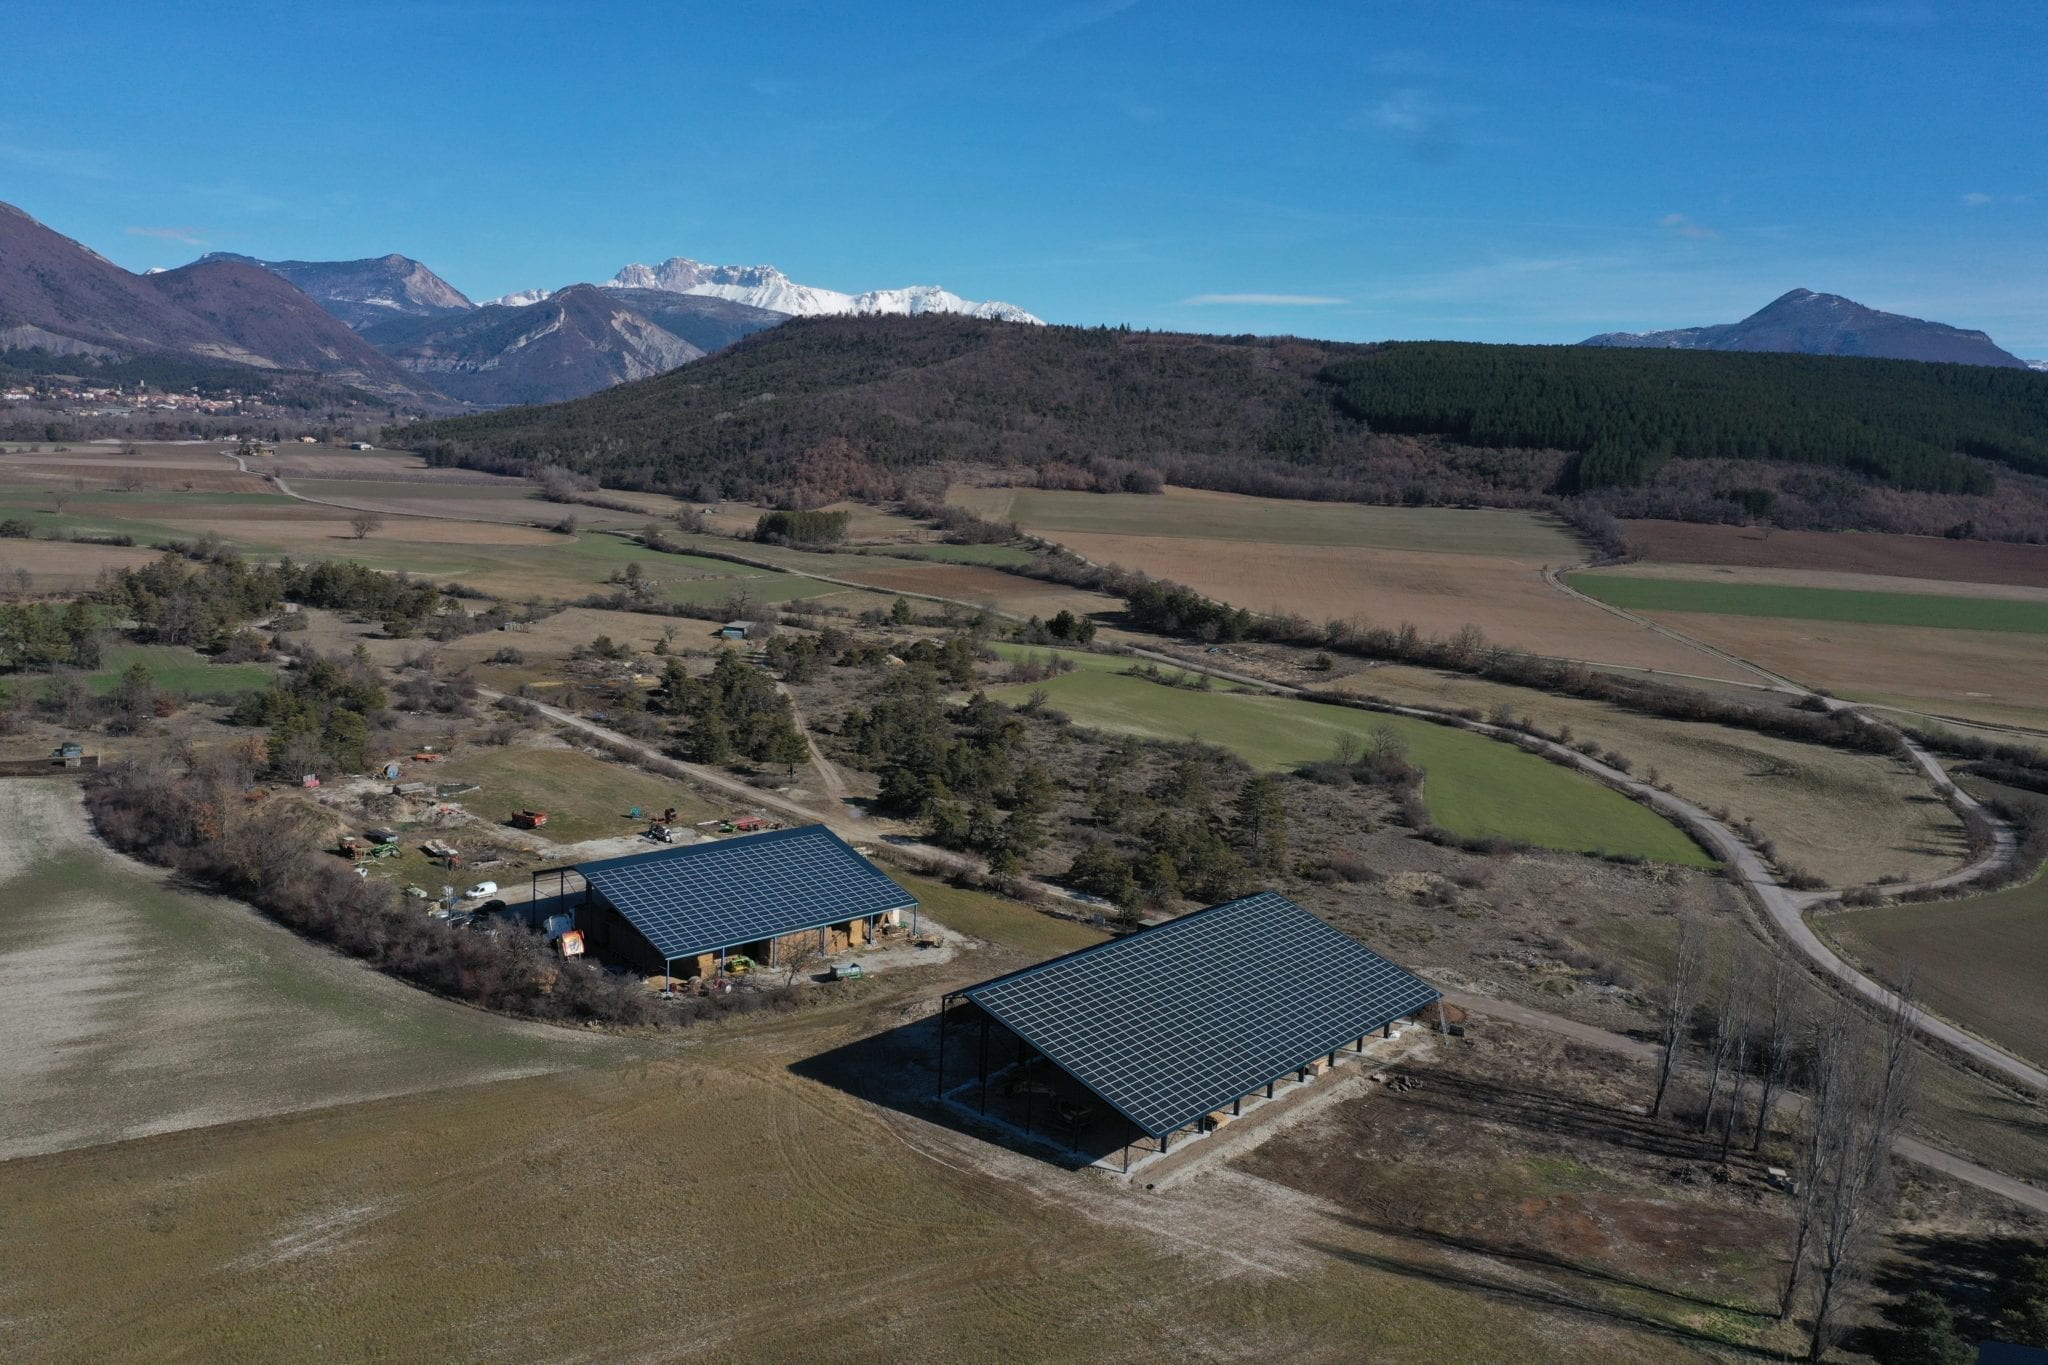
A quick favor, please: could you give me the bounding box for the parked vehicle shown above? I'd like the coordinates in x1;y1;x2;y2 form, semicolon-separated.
464;881;499;899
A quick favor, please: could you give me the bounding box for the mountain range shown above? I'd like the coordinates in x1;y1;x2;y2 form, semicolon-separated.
1581;288;2028;369
0;200;1049;408
487;257;1042;324
201;252;474;329
0;202;442;404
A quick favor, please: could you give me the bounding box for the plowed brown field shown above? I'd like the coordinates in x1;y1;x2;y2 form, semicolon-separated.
1626;520;2048;588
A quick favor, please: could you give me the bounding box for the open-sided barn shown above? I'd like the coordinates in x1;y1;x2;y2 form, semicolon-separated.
939;892;1442;1170
539;826;919;979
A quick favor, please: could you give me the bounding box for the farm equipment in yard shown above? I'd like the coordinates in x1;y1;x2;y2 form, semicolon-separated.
511;809;549;829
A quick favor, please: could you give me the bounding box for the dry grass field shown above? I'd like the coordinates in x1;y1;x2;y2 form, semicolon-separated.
0;538;166;592
1325;664;1968;887
958;487;1759;682
1624;519;2048;588
1821;870;2048;1074
957;486;1588;557
1634;614;2044;718
0;1039;1708;1362
835;560;1114;617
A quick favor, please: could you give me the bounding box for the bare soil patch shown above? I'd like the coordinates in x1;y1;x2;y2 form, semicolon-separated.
1626;520;2048;588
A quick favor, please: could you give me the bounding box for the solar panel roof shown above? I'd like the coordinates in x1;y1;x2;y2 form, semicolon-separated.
576;825;916;960
960;891;1440;1137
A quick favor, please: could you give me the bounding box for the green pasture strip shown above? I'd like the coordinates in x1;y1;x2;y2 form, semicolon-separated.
80;644;276;697
1570;573;2048;634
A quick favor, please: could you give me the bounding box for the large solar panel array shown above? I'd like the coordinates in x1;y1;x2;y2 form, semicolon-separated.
962;891;1441;1137
576;826;916;961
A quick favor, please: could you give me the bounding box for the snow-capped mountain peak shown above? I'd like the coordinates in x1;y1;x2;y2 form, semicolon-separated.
2028;358;2048;372
487;255;1041;324
482;287;557;308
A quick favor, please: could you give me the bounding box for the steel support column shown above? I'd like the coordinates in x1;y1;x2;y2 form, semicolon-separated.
935;997;949;1099
978;1014;990;1114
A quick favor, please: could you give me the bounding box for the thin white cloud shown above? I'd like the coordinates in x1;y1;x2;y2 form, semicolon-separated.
125;225;209;247
1659;212;1721;239
1962;191;2028;207
1183;293;1348;306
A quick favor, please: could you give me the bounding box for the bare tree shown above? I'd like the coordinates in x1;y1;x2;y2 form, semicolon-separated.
1729;958;1789;1160
1753;960;1796;1153
1806;984;1919;1361
1702;953;1756;1134
48;488;70;515
1712;957;1761;1137
1783;1001;1855;1320
349;511;385;540
1653;916;1707;1118
778;932;824;986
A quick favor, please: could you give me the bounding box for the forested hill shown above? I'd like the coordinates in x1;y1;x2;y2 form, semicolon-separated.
1323;343;2048;495
395;315;2048;517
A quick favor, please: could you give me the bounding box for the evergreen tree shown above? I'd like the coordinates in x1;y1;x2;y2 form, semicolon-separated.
1231;773;1288;870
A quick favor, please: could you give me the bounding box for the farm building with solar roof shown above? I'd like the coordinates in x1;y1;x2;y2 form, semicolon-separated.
937;891;1442;1173
541;826;919;980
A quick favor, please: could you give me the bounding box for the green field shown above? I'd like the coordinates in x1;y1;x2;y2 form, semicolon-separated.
990;669;1712;865
79;643;276;698
967;486;1586;558
1569;573;2048;634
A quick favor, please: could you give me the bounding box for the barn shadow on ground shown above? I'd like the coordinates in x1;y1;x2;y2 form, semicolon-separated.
789;1006;1143;1172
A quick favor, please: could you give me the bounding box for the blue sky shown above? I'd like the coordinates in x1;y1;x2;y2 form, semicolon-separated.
5;1;2043;352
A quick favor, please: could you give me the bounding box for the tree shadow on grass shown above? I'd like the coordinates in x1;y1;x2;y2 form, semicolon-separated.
1305;1230;1779;1357
1324;1211;1775;1320
1385;1062;1765;1170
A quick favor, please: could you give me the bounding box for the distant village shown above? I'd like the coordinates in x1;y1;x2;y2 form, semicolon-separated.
0;380;253;418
